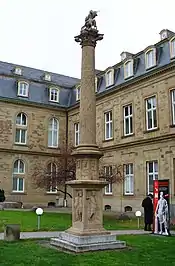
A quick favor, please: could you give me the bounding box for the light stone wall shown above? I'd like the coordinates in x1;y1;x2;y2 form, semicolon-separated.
68;69;175;212
0;101;72;207
1;68;175;211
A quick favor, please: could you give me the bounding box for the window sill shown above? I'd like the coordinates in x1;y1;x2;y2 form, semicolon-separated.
123;194;134;197
49;100;59;104
104;193;113;196
11;192;27;195
103;138;114;143
121;133;135;139
14;143;27;147
45;192;58;195
48;146;60;149
105;83;114;89
145;64;156;71
143;127;159;134
124;74;134;80
17;94;29;98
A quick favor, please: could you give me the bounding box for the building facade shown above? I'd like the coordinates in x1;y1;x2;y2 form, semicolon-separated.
0;29;175;212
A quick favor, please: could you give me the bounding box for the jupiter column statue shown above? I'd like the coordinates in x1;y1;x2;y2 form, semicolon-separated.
50;10;126;252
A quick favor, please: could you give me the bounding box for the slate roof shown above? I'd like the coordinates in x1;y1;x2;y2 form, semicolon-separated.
0;29;174;109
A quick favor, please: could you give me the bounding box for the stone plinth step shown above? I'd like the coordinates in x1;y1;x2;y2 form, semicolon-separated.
50;232;126;253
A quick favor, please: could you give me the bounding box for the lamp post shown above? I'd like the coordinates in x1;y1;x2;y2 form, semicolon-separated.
135;210;142;229
36;207;43;230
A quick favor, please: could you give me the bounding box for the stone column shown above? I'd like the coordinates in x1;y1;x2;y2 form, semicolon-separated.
50;11;126;252
66;12;108;236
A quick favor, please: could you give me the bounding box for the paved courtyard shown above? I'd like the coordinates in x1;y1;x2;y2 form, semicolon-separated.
0;230;152;240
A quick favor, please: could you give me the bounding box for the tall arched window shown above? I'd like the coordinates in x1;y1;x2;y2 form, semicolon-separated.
47;162;57;193
15;113;27;145
48;118;59;148
12;159;25;192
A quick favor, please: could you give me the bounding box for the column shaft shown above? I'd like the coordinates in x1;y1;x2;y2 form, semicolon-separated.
80;45;96;145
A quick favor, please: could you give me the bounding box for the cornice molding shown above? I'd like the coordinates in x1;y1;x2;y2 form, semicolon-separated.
100;133;175;152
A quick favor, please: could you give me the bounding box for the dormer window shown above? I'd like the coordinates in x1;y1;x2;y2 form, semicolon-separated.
44;73;51;81
105;69;114;87
14;67;22;75
17;81;29;97
170;37;175;59
124;60;133;79
49;87;59;103
145;48;156;69
76;85;80;101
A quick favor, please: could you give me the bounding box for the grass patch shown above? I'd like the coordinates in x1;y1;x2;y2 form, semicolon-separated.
0;210;144;232
0;235;174;265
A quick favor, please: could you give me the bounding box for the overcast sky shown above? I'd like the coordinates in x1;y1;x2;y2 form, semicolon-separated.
0;0;174;78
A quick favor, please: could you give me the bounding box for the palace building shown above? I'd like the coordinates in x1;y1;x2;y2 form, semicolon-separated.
0;28;175;212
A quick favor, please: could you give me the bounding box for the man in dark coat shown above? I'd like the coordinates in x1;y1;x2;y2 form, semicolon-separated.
142;194;153;231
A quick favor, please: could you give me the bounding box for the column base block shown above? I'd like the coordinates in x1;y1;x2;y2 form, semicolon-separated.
50;232;126;253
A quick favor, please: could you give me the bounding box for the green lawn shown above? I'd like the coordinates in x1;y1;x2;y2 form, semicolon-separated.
0;211;143;232
0;235;174;266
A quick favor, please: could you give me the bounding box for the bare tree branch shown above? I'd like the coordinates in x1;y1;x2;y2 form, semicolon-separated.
31;144;76;201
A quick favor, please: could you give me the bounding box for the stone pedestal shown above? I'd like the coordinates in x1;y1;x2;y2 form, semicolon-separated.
4;224;20;241
51;232;126;253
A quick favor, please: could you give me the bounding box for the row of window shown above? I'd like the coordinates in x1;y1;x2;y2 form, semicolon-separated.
13;89;175;148
74;90;175;144
14;67;52;82
75;37;175;100
104;161;158;195
17;81;60;103
105;38;175;87
12;159;157;195
103;90;174;140
12;159;58;193
15;113;59;147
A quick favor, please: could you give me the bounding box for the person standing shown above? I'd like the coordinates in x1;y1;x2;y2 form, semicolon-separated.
142;194;153;231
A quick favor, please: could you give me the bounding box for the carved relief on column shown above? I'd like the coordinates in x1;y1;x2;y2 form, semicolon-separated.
86;190;100;223
74;189;83;222
90;159;99;180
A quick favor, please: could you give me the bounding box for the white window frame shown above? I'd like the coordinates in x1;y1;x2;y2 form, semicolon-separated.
46;162;57;193
49;87;59;103
104;111;113;140
15;113;27;145
17;81;29;97
48;118;59;148
12;159;25;193
14;67;22;75
146;96;157;131
145;48;156;69
44;73;51;81
104;166;113;195
74;123;80;146
147;161;158;194
76;86;80;101
123;104;133;136
124;163;134;195
170;37;175;59
105;69;114;87
171;89;175;125
124;60;133;79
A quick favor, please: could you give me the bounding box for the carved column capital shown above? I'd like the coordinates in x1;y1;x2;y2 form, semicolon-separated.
74;29;103;47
